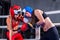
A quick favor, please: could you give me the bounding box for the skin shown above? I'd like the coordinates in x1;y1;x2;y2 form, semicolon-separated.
25;9;55;32
34;9;55;32
6;13;23;35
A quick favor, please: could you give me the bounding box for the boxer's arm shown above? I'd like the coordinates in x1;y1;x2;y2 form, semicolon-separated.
34;9;45;26
6;16;12;30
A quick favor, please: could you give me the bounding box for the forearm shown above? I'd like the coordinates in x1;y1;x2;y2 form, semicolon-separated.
34;9;45;23
36;12;45;25
37;12;48;24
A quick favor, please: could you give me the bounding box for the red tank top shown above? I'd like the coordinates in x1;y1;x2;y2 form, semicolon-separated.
12;20;19;28
11;16;24;28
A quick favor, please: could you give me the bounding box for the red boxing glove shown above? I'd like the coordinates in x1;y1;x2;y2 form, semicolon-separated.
21;23;28;32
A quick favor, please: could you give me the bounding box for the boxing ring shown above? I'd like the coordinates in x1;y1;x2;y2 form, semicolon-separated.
0;10;60;40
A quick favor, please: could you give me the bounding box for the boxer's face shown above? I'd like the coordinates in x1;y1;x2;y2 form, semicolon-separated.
14;13;24;20
14;8;22;19
25;12;31;17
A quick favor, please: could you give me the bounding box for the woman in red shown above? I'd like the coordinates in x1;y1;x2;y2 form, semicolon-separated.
6;5;28;40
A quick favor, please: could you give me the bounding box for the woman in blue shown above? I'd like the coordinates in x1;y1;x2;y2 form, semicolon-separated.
23;6;59;40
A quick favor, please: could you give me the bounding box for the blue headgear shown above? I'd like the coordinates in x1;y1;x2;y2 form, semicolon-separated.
23;6;33;15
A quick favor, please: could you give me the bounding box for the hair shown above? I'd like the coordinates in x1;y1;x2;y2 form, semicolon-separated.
30;10;39;25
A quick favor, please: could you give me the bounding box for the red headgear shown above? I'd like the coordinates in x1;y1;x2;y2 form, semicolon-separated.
10;5;21;18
